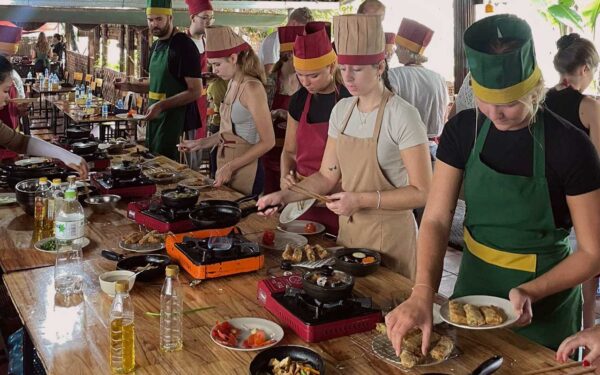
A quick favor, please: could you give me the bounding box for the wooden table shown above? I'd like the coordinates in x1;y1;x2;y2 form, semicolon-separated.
31;84;75;122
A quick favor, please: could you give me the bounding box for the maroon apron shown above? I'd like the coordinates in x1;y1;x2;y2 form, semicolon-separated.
295;91;339;234
0;84;19;160
262;72;292;194
190;33;208;140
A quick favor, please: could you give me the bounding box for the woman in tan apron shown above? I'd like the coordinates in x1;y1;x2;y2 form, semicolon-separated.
258;15;432;280
178;26;275;196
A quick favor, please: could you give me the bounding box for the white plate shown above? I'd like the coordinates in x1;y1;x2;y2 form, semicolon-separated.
277;220;325;235
115;113;146;120
0;193;16;206
178;177;215;190
246;231;307;251
14;157;49;166
433;303;442;325
118;240;165;253
34;237;90;253
210;317;284;352
279;199;316;224
440;295;518;330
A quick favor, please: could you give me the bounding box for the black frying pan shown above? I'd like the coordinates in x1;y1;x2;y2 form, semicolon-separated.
249;345;326;375
161;186;199;209
101;250;171;281
189;202;279;230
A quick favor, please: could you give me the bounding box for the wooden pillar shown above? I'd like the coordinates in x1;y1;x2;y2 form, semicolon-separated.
139;28;151;78
126;26;136;77
119;25;126;73
453;0;476;92
101;24;108;69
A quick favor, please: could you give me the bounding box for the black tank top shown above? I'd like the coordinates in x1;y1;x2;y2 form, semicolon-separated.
545;87;589;135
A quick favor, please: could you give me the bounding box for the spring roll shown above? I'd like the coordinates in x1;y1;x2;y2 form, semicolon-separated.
464;304;486;326
480;305;506;325
448;300;468;325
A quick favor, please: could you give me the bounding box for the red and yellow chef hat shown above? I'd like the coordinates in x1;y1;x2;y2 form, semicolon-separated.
395;18;434;55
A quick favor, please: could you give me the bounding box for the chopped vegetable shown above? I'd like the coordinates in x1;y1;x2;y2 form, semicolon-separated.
268;356;320;375
362;256;376;264
304;222;317;233
352;252;366;259
40;239;56;251
242;328;275;349
262;230;275;246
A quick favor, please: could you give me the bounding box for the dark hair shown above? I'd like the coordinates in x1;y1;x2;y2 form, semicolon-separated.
289;7;314;24
482;37;524;55
53;33;62;41
0;55;13;83
553;33;599;74
271;52;292;76
379;60;394;93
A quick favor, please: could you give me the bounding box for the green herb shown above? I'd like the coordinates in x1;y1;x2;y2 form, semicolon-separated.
144;306;215;317
40;239;56;251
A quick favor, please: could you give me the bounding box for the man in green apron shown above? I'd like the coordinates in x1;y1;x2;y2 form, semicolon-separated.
145;0;202;160
384;14;600;355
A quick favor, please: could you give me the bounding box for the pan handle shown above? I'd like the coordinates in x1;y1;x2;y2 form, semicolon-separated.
241;204;280;218
470;355;503;375
101;250;124;262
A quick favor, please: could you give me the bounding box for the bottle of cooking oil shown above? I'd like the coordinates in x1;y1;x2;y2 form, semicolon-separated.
160;265;183;352
109;280;135;374
33;177;50;242
44;178;62;238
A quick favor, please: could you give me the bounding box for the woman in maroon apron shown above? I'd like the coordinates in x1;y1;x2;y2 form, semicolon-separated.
277;23;350;234
262;25;304;194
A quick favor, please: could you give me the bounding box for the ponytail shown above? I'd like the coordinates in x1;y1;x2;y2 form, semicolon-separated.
236;48;266;85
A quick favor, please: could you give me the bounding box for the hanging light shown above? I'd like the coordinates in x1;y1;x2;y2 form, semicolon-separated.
485;0;494;13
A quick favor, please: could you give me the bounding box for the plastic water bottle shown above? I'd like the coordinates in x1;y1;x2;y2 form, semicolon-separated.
54;189;85;251
85;97;92;111
44;68;49;78
33;177;50;242
102;103;109;118
110;280;135;373
40;76;45;90
27;70;32;80
117;99;124;110
160;265;183;352
87;90;93;101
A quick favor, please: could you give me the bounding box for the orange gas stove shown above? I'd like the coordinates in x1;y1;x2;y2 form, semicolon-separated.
165;227;264;280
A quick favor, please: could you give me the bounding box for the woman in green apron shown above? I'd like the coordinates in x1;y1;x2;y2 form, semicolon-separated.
178;26;274;195
385;14;600;353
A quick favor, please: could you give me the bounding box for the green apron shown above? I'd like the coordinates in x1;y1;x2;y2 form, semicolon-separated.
452;115;581;350
147;34;187;160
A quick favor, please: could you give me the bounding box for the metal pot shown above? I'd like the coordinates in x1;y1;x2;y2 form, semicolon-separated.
161;186;199;209
110;160;141;180
66;126;91;139
302;266;354;303
15;178;38;216
71;141;98;155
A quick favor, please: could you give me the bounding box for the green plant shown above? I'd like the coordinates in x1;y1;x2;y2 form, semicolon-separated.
582;0;600;35
533;0;583;35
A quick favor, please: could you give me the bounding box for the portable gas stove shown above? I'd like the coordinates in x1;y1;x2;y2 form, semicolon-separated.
166;227;264;280
90;173;156;198
257;275;382;343
129;200;197;233
80;151;110;171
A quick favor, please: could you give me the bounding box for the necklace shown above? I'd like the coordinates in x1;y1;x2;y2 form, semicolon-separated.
356;107;370;127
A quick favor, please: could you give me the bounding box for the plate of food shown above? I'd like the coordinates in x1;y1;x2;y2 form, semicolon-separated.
277;220;325;236
116;112;146;120
281;243;331;266
119;230;165;253
178;176;215;190
373;323;457;369
0;193;16;206
246;230;307;251
210;317;284;352
249;345;325;375
279;199;316;224
440;295;517;330
143;168;179;184
14;157;49;166
34;237;91;253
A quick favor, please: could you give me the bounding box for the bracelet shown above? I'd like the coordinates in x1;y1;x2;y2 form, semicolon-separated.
412;283;435;293
376;190;381;210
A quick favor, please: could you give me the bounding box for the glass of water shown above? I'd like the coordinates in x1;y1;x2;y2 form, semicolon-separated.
54;244;84;296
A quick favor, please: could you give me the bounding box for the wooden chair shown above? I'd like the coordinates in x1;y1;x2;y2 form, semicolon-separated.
73;72;83;84
85;74;93;84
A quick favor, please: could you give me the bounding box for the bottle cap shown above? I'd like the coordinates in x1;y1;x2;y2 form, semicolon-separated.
64;189;76;200
67;175;77;183
39;177;48;183
115;280;129;293
52;178;62;185
165;264;179;277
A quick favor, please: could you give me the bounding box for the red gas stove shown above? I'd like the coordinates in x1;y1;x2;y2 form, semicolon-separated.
257;275;382;343
127;200;197;233
90;173;156;198
54;136;111;171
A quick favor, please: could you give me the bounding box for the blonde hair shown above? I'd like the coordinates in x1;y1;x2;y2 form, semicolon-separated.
236;48;266;85
36;32;50;55
518;77;546;125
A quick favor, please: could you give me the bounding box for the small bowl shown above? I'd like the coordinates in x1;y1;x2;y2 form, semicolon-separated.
333;248;381;277
84;194;121;214
99;270;135;297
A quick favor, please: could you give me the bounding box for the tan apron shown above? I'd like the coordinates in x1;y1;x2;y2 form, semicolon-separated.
217;79;260;196
336;90;418;280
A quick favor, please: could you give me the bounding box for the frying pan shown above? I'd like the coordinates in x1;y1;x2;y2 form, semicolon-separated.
249;345;326;375
302;266;354;303
101;250;171;281
161;186;199;209
71;141;98;155
189;195;277;230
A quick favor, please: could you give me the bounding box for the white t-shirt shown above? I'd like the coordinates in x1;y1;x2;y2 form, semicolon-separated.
328;95;428;187
191;36;205;54
388;66;448;138
258;32;279;65
11;70;25;99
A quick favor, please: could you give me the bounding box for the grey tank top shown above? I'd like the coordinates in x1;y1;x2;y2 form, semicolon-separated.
230;80;260;144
